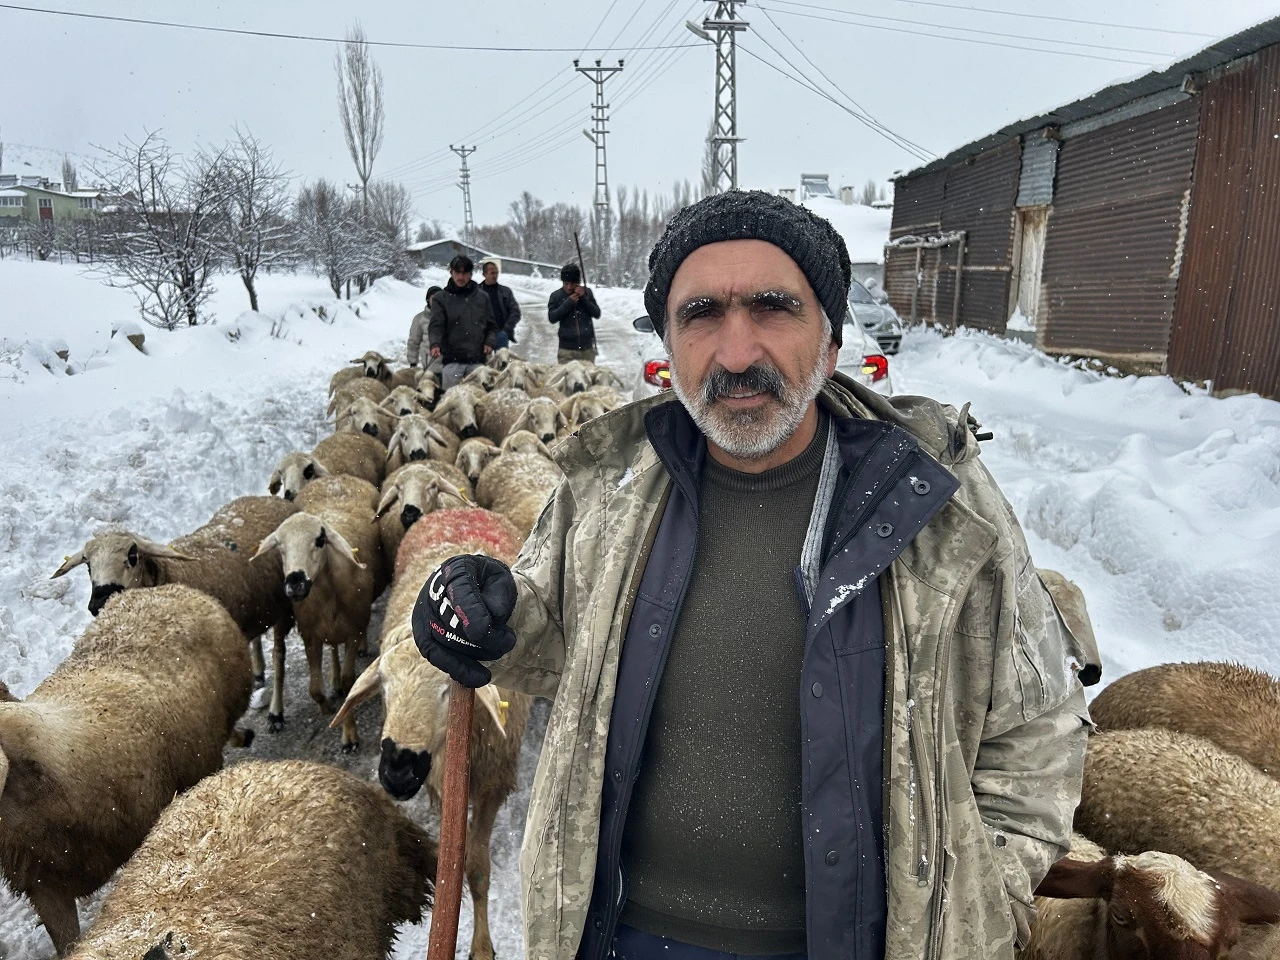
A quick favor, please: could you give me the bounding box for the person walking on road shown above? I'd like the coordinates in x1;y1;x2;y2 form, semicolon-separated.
407;284;443;371
414;191;1091;960
480;259;522;349
548;262;601;364
429;255;499;389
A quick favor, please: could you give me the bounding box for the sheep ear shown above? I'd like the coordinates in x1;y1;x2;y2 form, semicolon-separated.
385;428;404;460
536;439;555;460
515;404;534;433
426;425;447;445
474;684;508;737
0;744;8;799
556;409;570;432
51;549;87;579
326;396;338;418
375;486;401;519
138;538;193;562
1034;856;1115;900
250;532;279;562
1212;870;1280;926
312;459;330;477
324;527;367;569
330;657;383;729
268;470;282;496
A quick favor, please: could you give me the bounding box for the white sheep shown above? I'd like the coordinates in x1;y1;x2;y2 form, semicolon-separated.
476;386;535;443
327;350;393;397
1089;662;1280;778
334;526;529;960
66;759;436;960
546;360;591;395
1024;833;1280;960
476;449;563;540
326;376;391;417
51;495;296;693
456;436;503;486
0;584;254;955
374;462;472;569
486;346;522;370
460;364;501;391
492;358;539;392
252;475;385;750
380;384;435;417
584;363;627;390
269;432;387;501
499;429;554;460
385;413;455;472
559;391;611;431
336;395;399;444
429;383;487;439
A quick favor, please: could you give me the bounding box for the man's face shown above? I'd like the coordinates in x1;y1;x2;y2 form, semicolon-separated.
665;239;837;461
482;263;498;284
562;279;577;292
451;267;472;286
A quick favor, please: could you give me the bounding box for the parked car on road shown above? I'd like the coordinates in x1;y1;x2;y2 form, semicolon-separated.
847;279;903;355
631;315;892;398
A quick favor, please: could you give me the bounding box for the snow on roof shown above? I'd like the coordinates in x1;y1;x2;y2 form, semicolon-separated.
802;196;893;265
0;189;26;198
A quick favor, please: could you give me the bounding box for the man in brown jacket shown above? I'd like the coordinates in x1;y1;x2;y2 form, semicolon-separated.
413;191;1091;960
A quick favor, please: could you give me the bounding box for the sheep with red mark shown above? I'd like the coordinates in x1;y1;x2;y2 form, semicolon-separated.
334;506;528;960
66;760;436;960
1089;662;1280;779
269;433;386;501
252;475;385;750
0;585;254;956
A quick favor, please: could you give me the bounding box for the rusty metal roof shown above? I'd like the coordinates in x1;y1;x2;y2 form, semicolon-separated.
899;15;1280;180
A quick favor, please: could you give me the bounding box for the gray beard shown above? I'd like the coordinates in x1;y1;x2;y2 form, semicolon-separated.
669;328;831;462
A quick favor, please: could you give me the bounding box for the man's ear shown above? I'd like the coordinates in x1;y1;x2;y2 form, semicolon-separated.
825;339;839;376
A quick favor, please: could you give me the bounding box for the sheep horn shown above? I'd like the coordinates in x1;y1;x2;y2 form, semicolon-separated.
51;549;87;579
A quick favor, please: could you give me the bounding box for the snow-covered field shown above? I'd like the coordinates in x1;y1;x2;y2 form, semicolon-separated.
1;257;1279;956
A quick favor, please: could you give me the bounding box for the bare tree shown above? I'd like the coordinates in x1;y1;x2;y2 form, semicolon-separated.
859;179;879;206
214;129;294;312
96;132;227;329
507;191;545;260
61;155;79;192
367;180;412;247
414;220;444;243
335;23;384;215
296;178;359;298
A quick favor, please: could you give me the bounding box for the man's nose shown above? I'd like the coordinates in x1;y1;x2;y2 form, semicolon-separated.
711;308;768;372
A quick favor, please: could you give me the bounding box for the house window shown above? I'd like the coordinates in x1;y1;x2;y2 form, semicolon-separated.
38;199;52;208
0;197;23;207
78;197;95;209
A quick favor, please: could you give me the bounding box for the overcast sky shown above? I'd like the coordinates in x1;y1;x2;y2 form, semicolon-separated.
2;0;1278;228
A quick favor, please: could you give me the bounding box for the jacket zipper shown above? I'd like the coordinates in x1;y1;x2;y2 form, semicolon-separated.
924;537;998;960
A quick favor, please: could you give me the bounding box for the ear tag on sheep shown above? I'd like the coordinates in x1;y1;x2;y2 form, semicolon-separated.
499;700;510;726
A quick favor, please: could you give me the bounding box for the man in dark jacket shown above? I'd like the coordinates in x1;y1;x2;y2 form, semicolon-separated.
480;259;522;349
428;255;499;389
547;262;601;363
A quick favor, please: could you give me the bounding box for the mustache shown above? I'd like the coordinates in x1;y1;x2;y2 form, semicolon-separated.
701;364;787;403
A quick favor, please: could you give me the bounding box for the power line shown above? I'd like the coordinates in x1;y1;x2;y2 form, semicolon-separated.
0;3;703;52
754;5;934;160
759;2;1177;58
768;0;1215;39
578;0;627;58
754;6;1163;65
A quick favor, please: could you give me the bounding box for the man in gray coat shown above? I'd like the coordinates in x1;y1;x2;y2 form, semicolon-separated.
428;255;499;389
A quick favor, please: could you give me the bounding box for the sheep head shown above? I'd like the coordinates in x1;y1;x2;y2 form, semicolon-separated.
355;350;389;379
387;414;447;465
494;360;537;392
269;451;329;501
588;366;626;390
332;630;507;801
461;365;500;391
1037;848;1280;960
376;466;468;532
51;532;193;616
341;396;398;443
547;361;589;395
562;394;609;431
487;347;518;371
514;397;569;446
431;390;480;440
252;513;365;601
381;385;433;418
456;437;502;485
500;430;554;461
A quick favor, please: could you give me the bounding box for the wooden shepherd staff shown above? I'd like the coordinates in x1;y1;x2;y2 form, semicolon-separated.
426;681;475;960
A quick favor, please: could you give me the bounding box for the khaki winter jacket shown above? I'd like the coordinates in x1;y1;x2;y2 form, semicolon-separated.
494;374;1090;960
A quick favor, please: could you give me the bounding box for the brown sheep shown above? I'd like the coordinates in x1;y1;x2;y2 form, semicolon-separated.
327;351;394;397
477;450;564;540
253;475;385;750
51;496;295;692
375;462;472;570
0;585;253;955
67;760;437;960
1024;833;1280;960
269;432;386;501
326;376;391;417
336;395;399;444
334;517;529;960
1089;662;1280;778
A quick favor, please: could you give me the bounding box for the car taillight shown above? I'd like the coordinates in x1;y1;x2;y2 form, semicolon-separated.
644;359;672;389
861;354;889;383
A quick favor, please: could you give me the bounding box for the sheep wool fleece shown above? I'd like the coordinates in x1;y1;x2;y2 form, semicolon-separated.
494;374;1091;960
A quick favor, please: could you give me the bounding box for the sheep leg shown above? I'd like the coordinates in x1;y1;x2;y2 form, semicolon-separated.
327;643;342;694
268;622;287;732
27;887;79;957
466;792;502;960
249;633;265;687
304;636;331;714
338;635;362;753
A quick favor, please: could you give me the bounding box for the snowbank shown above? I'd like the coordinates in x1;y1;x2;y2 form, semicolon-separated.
802;195;893;263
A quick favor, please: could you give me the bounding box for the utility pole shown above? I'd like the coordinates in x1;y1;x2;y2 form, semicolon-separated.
575;58;623;283
450;144;476;244
687;1;748;193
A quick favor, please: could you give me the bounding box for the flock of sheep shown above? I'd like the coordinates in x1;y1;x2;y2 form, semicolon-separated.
0;346;626;959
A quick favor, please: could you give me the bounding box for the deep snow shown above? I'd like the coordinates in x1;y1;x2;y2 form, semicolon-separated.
1;258;1279;956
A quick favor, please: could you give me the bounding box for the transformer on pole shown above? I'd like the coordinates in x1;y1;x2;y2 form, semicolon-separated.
574;58;623;282
450;144;477;244
688;1;748;194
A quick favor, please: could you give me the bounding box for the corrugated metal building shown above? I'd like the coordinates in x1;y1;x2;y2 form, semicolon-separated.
886;16;1280;397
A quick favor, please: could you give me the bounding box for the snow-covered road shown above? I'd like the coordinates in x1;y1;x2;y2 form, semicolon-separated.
1;260;1278;957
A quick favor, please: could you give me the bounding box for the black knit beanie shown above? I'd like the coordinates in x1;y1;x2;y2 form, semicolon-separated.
643;190;852;345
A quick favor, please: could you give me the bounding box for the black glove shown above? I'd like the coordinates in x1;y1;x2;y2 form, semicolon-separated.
412;555;517;688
